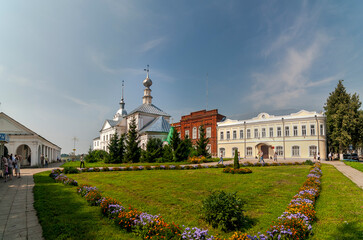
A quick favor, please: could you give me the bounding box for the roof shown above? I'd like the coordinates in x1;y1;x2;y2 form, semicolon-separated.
100;119;120;132
128;104;170;117
140;116;171;133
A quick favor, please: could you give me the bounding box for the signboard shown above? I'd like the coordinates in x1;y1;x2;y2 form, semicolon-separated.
0;133;9;143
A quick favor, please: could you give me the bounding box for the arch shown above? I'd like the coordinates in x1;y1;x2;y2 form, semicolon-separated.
16;144;32;166
255;143;271;159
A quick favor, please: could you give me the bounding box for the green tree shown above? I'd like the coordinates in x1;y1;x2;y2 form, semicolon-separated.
124;117;141;163
234;149;240;169
196;124;210;158
142;137;163;162
106;132;119;163
162;144;173;162
324;80;362;155
170;128;181;152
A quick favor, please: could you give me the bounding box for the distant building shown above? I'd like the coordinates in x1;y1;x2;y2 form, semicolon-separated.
172;109;226;157
93;66;171;151
0;112;61;166
217;110;327;160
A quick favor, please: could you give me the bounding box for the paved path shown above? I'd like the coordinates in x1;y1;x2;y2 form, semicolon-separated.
324;160;363;189
0;163;62;240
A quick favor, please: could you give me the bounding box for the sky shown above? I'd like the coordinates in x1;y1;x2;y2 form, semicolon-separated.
1;0;363;154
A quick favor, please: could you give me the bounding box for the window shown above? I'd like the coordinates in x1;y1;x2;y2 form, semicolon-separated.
276;146;283;156
233;130;237;139
262;128;266;138
106;135;108;141
310;125;315;136
207;144;211;154
293;126;298;136
240;130;244;139
220;131;224;140
254;129;259;138
246;147;252;156
193;127;197;139
226;131;230;140
219;148;225;157
232;147;238;157
269;127;273;137
309;146;317;157
320;124;324;135
292;146;300;156
285;126;290;137
185;130;190;138
198;126;201;138
302;125;306;136
277;127;282;137
247;129;251;138
206;127;211;138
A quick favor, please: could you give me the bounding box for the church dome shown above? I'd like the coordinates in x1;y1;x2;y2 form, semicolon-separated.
143;75;152;88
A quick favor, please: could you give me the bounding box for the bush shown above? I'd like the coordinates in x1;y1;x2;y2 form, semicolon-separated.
63;166;79;174
304;159;314;165
201;191;246;232
234;149;240;169
85;149;109;163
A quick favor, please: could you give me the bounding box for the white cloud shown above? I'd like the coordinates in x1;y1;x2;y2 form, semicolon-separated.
139;37;166;53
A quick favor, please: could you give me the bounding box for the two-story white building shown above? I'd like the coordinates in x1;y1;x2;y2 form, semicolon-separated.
217;110;327;160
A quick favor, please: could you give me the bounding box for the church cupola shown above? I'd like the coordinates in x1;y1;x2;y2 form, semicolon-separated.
142;65;153;105
113;80;127;121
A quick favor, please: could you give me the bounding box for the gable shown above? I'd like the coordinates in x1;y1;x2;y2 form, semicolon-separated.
0;114;34;135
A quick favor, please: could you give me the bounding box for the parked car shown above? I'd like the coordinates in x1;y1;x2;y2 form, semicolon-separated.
342;153;359;161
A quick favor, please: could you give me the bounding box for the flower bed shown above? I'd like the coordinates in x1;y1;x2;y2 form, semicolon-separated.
223;167;253;174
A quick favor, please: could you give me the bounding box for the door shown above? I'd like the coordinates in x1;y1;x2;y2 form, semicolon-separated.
261;145;269;159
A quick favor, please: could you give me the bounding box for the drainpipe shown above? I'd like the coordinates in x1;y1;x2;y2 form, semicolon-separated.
282;118;285;160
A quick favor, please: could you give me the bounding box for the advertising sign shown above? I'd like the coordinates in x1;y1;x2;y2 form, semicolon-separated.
0;133;9;143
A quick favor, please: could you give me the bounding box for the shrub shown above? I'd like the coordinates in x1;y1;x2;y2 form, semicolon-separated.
145;165;152;170
113;167;120;171
234;149;240;169
134;215;182;239
102;167;110;171
85;189;102;206
93;167;100;172
201;191;246;232
116;208;142;232
132;166;139;171
100;197;124;219
304;159;314;165
63;166;79;174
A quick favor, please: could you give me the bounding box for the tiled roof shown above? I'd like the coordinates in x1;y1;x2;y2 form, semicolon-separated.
140;116;171;133
128;104;170;117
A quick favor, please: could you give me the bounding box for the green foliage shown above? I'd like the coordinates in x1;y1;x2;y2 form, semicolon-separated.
162;144;173;162
63;166;80;174
234;149;240;169
105;133;125;163
304;159;314;165
124;117;141;163
201;190;246;232
170;128;181;152
85;149;109;163
196;124;210;158
174;138;191;162
324;80;363;154
141;137;163;163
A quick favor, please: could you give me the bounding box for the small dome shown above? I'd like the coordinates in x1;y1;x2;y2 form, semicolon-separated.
143;76;152;88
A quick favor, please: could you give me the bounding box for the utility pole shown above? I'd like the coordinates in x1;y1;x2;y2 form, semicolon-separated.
72;137;78;159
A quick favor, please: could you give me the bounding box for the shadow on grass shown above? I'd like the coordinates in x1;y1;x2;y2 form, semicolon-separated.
240;215;258;232
329;221;363;240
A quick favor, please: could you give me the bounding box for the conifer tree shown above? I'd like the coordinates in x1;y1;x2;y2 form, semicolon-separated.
170;128;181;152
142;137;163;162
196;124;210;158
324;80;362;155
106;132;119;163
124;117;141;163
233;149;240;169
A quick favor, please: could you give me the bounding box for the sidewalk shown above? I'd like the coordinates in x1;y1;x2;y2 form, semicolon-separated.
323;160;363;189
0;163;63;240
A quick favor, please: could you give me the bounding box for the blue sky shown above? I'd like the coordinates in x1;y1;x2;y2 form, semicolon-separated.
1;0;363;154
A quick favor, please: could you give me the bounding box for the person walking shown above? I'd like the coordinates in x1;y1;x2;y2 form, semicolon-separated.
40;154;45;167
80;154;85;168
313;152;317;162
14;155;21;178
218;151;224;164
259;151;265;163
45;155;49;167
328;152;332;161
7;156;13;181
238;152;241;163
317;152;321;161
274;151;277;162
2;155;8;182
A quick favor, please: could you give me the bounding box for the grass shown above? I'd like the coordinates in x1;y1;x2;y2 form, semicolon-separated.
69;166;310;238
33;172;137;240
311;164;363;240
343;161;363;172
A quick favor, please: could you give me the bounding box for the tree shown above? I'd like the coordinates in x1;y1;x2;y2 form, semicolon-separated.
142;137;163;162
324;80;362;156
162;144;173;162
106;132;126;163
234;149;240;169
170;128;181;152
196;124;210;158
124;117;141;163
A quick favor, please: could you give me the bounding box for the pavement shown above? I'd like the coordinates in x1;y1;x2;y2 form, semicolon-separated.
0;163;63;240
0;159;361;240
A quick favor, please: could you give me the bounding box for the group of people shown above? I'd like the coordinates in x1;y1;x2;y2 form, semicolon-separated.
40;154;49;167
218;150;279;164
1;154;21;182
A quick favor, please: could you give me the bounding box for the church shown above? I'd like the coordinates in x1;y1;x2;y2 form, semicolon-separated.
93;66;171;151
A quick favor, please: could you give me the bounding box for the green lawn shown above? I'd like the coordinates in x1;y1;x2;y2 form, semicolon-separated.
70;166;310;238
343;161;363;173
33;172;138;240
311;164;363;240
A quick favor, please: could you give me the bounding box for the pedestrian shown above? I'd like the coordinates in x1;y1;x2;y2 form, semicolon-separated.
259;151;265;163
80;154;85;168
317;152;320;161
14;155;21;178
7;156;13;181
45;155;49;167
274;151;277;162
40;154;45;167
328;152;332;161
218;151;224;164
2;155;8;182
238;152;241;163
313;152;316;162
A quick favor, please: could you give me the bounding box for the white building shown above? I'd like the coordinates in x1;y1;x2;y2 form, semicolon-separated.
217;110;327;160
0;112;61;166
93;67;171;151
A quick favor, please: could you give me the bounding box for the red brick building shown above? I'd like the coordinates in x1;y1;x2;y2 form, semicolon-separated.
172;109;225;157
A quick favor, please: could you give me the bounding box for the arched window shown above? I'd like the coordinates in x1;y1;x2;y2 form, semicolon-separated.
309;146;317;157
246;147;252;156
219;148;225;157
232;147;238;157
292;146;300;157
192;127;197;139
276;146;283;156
